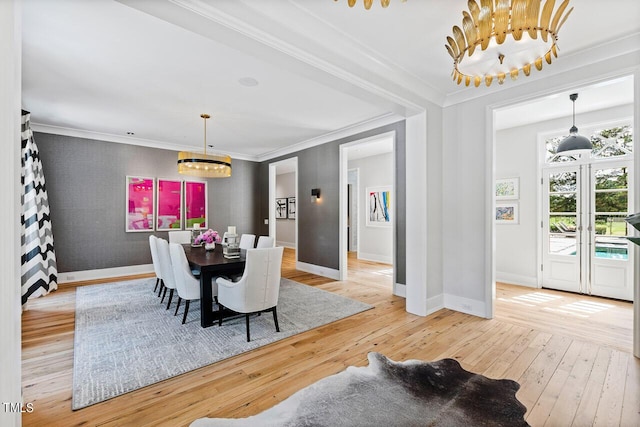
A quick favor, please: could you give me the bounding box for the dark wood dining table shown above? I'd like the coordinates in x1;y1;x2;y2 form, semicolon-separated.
182;244;245;328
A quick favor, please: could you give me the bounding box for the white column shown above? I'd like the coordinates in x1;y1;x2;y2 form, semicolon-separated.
0;0;23;425
405;112;428;316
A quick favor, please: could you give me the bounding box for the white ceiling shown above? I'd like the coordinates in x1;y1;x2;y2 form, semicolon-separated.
21;0;640;161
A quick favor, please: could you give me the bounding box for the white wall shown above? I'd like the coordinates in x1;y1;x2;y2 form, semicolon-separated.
349;152;393;264
443;47;639;320
0;0;22;425
496;104;634;288
276;172;296;247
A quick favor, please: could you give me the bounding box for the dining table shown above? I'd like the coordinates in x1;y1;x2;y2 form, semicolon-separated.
182;243;245;328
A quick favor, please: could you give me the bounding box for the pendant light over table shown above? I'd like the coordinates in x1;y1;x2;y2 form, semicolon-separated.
177;114;232;178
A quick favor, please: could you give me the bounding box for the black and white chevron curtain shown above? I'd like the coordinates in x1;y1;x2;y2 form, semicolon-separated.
21;110;58;305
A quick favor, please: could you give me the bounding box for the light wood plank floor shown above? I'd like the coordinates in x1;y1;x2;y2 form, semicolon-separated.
21;249;639;426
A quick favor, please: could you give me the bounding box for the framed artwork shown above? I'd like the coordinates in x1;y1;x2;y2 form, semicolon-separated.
287;197;296;219
366;186;391;227
156;179;183;231
496;202;519;224
184;181;207;229
275;198;288;219
125;176;155;232
495;177;519;200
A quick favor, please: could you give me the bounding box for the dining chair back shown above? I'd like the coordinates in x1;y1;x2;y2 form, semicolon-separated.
156;238;177;310
149;235;163;293
168;230;191;244
256;235;275;248
239;234;256;250
169;243;205;324
216;246;284;341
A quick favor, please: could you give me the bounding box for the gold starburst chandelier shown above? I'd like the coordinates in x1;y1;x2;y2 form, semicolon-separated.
446;0;574;87
177;114;231;178
334;0;406;10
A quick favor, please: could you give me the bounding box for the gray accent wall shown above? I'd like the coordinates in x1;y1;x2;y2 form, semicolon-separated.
258;121;407;284
36;132;260;273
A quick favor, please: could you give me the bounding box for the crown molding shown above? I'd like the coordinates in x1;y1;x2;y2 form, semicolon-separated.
30;123;258;162
256;113;404;162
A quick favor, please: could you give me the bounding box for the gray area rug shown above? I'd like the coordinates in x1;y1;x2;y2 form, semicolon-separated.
72;278;372;410
191;352;529;427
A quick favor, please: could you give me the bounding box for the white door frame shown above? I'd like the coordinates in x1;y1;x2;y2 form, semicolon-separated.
268;157;298;253
338;131;397;292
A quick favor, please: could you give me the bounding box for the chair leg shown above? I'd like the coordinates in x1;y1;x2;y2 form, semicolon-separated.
272;306;280;332
174;297;182;316
158;279;165;297
182;300;190;324
245;314;251;342
153;278;159;292
218;304;224;326
166;289;174;310
161;286;167;303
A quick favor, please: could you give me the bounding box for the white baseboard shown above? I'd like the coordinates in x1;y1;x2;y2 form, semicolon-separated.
276;241;296;249
443;293;487;318
496;271;538;288
296;261;340;280
357;252;392;264
426;293;445;315
394;283;406;297
57;264;154;284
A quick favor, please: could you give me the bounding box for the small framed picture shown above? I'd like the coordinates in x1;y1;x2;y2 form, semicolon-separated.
156;179;182;231
125;176;155;232
275;198;288;219
287;197;296;219
496;202;519;224
495;177;519;200
366;186;391;227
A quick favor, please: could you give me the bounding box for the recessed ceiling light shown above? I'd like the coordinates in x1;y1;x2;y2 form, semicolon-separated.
238;77;259;87
126;131;135;135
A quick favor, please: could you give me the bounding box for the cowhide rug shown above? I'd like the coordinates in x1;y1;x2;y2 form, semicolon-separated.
191;352;529;426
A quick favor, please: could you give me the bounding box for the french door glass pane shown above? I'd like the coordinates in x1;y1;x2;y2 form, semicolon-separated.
549;172;577;192
594;167;628;190
549;194;577;213
594;215;628;236
549;215;577;233
594;236;628;260
595;191;627;212
549;234;577;256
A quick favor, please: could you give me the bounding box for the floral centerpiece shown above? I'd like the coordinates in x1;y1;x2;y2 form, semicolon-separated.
194;229;221;250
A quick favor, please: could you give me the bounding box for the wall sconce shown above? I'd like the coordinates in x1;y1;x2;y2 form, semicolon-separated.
311;188;320;202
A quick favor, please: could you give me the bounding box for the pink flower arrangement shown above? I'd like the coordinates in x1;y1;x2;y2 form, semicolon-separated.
194;229;221;245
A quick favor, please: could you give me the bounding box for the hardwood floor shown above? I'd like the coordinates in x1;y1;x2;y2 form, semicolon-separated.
21;248;638;426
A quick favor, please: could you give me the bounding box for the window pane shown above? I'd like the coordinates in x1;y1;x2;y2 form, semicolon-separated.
594;236;628;260
549;172;577;192
594;167;628;190
549;234;576;256
550;194;576;213
549;215;576;233
595;191;627;213
594;215;628;236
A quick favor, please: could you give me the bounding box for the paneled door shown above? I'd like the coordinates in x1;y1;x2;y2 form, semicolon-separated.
542;160;634;301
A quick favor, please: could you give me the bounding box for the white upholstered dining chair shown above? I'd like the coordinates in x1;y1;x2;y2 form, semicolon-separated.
169;243;215;324
156;238;178;310
168;230;192;244
216;246;284;342
149;235;163;295
255;235;275;248
238;234;256;250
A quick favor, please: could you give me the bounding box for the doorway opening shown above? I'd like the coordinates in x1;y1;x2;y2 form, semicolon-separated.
339;132;396;291
493;74;635;352
268;157;298;260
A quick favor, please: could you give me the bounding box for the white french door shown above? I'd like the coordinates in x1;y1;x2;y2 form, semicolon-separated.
542;159;634;301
